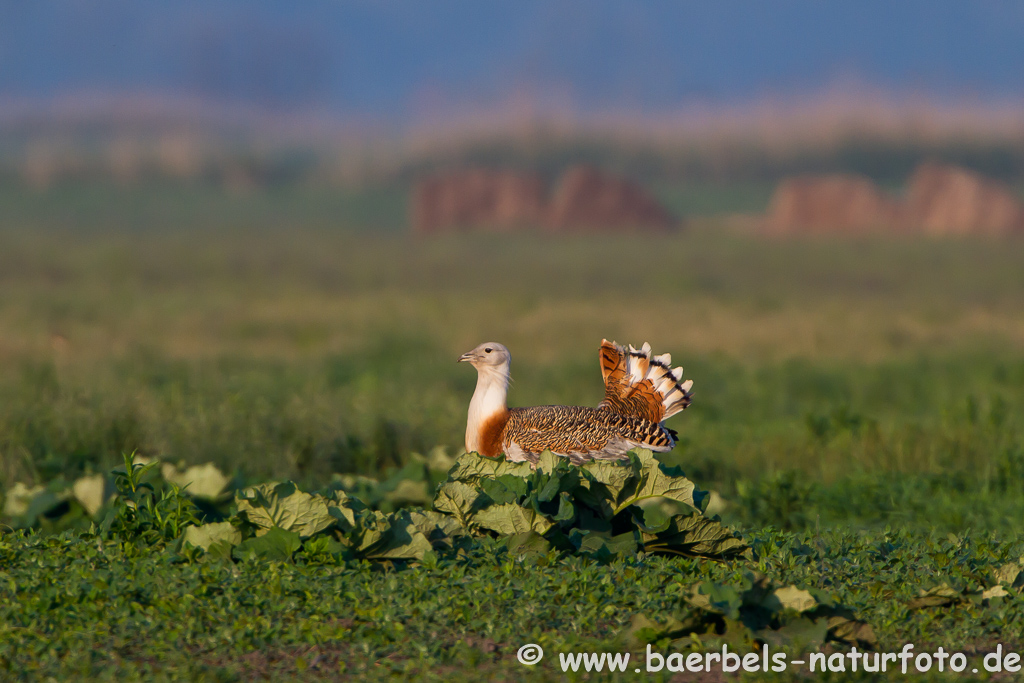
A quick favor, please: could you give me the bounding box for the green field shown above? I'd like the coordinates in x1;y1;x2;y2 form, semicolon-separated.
2;183;1024;680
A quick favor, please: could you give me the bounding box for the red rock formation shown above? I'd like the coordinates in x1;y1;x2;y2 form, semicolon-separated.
904;162;1024;236
763;174;902;235
764;164;1024;237
411;165;676;234
411;169;546;234
545;165;676;232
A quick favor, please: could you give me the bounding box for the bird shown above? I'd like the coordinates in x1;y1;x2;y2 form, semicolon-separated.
458;339;693;464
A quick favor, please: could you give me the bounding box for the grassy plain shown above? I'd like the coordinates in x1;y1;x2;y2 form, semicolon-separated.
2;183;1023;530
2;181;1024;680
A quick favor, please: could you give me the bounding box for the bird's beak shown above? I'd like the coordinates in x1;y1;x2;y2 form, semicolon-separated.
458;351;476;363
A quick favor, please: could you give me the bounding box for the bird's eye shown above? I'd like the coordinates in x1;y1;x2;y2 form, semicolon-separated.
485;347;492;353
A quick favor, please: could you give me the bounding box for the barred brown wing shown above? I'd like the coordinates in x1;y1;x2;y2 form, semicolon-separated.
501;405;675;463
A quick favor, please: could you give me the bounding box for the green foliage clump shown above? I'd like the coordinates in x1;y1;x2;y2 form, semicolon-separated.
100;452;201;547
168;449;750;566
218;480;468;564
435;449;749;561
627;570;875;652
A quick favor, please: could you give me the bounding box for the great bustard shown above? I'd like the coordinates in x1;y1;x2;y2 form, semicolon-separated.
458;339;693;464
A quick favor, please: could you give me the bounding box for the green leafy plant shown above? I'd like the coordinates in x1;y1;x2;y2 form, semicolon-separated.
625;570;876;651
434;449;750;560
173;449;749;565
180;480;469;563
101;451;201;546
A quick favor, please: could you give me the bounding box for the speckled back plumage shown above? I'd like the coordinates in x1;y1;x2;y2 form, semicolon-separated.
500;405;677;465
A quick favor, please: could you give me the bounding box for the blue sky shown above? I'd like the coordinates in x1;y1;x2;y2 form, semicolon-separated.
2;1;1022;120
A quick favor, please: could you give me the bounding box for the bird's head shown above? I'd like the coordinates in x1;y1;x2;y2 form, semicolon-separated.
458;342;511;374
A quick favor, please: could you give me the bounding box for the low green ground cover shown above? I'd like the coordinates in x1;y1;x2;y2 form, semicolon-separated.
2;450;1023;682
3;513;1023;680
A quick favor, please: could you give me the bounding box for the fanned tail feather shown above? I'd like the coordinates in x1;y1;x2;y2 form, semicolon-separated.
597;339;693;422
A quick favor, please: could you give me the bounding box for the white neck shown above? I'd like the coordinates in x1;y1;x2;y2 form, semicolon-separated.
465;362;510;453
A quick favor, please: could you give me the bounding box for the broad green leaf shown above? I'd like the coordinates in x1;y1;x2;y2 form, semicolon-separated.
764;586;819;613
473;503;554;535
620;613;691;649
995;561;1024;588
536;471;563;503
3;482;46;518
162;462;230;499
673;573;874;650
757;616;829;650
478;478;521;505
641;511;749;558
407;509;467;540
302;535;347;558
534;450;562;474
688;582;744;620
353;510;434;560
433;481;485;526
502;531;552;558
13;482;72;525
633;504;671;534
325;489;363;532
907;584;962;610
827;616;877;648
204;540;237;562
622;613;668;647
446;452;533;484
614;450;706;514
232;526;302;562
553;492;576;524
572;529;638;559
495;474;529;498
368;531;434;560
182;521;242;551
982;585;1009;600
578;459;636;511
71;474;110;517
236;482;334;539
